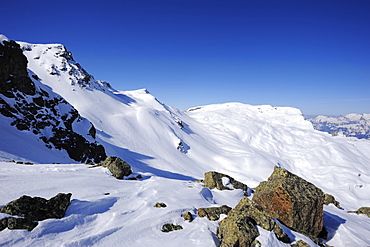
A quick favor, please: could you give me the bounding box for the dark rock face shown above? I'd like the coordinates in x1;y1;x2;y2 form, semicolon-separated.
204;171;248;191
101;156;132;179
0;40;107;163
226;197;290;243
0;40;35;96
198;205;232;221
162;223;183;232
217;214;259;247
253;167;324;238
0;193;72;221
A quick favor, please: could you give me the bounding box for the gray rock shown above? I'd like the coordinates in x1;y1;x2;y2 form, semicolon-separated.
181;211;193;222
204;171;248;191
0;193;72;221
227;197;290;243
218;215;259;247
162;223;183;232
101;156;132;179
198;205;232;221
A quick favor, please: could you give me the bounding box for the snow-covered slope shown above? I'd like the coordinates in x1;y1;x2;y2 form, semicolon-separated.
308;114;370;139
1;37;370;246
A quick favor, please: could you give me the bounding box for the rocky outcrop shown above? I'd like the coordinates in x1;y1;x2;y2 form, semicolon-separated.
0;193;72;221
253;167;324;238
198;205;232;221
101;156;132;179
348;207;370;217
324;193;341;208
217;214;259;247
204;171;248;191
224;197;290;243
162;223;183;232
0;39;107;163
291;240;310;247
0;193;72;231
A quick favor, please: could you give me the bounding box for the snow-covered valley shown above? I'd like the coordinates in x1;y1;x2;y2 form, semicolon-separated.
1;35;370;246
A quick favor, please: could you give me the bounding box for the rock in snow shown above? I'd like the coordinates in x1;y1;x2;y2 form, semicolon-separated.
253;167;324;239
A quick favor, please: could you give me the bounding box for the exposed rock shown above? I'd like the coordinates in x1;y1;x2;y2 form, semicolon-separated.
198;205;232;221
324;194;340;208
253;167;324;238
0;217;38;231
0;193;72;221
0;39;107;163
291;239;310;247
348;207;370;217
154;202;167;208
162;223;183;232
204;171;248;191
181;211;193;222
218;215;259;247
101;156;132;179
227;197;290;243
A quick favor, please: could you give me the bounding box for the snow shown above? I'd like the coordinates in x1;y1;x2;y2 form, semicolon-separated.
0;34;9;45
0;39;370;246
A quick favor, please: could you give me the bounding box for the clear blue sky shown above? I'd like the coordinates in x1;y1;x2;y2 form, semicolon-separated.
2;0;369;116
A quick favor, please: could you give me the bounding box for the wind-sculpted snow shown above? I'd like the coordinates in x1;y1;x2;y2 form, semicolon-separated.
1;37;370;246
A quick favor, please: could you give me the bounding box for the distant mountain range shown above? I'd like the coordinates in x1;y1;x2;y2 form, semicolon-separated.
308;114;370;139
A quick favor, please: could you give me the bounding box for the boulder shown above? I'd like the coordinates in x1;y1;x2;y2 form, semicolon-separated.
226;197;290;243
253;167;324;238
0;217;38;231
154;202;167;208
181;211;193;222
291;239;310;247
218;215;259;247
204;171;248;191
162;223;183;232
0;193;72;221
198;205;232;221
348;207;370;217
101;156;132;179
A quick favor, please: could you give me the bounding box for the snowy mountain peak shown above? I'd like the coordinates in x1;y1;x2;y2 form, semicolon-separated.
308;113;370;139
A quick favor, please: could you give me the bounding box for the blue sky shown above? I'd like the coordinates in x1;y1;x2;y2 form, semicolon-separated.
2;0;369;116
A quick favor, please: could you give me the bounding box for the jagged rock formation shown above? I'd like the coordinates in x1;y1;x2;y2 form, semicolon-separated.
204;171;248;191
0;38;107;163
253;167;324;239
100;156;132;179
198;205;232;221
0;193;72;231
